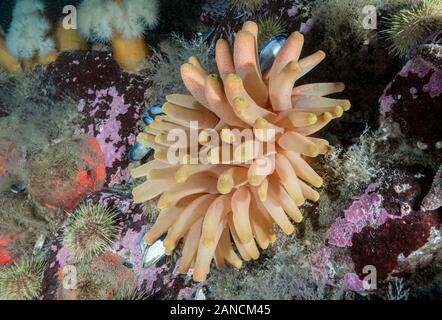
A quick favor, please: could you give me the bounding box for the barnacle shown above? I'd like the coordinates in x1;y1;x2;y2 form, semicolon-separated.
132;21;349;282
63;203;119;260
383;0;442;57
0;258;45;300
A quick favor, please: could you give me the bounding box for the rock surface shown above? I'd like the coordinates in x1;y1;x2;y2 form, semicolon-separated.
28;137;105;213
379;38;442;157
44;51;148;186
312;166;441;291
40;189;198;300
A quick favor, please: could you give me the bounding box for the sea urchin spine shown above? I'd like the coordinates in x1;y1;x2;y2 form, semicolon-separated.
0;258;45;300
384;0;442;57
63;203;119;261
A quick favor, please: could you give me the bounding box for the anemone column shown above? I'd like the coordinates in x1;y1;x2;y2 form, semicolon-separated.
54;19;88;52
78;0;159;73
0;33;21;73
5;0;58;71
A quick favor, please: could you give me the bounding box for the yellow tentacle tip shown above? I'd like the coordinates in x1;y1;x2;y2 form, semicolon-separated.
157;198;170;209
175;172;187;183
258;191;267;202
217;180;233;194
291;31;304;41
193;270;208;282
341;99;351;111
163;238;176;251
178;266;189;275
208;150;220;165
255;117;269;129
243;21;258;29
288;61;302;73
336;82;346;92
322;112;333;122
144;232;155;245
203;238;214;247
249;175;263;186
233;97;248;110
308;145;320;157
226;73;242;84
221;129;235;143
332;106;344;118
307;113;318;125
180;63;193;73
317;50;326;59
286;225;295;235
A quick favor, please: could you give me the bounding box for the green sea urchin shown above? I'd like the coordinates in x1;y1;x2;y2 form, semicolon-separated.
230;0;264;13
257;15;287;47
72;252;137;300
0;258;45;300
63;203;119;260
384;0;442;57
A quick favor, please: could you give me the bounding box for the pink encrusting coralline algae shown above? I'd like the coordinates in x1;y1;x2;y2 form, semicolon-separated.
76;86;136;186
378;51;442;157
114;226;167;291
310;186;392;291
310;247;367;292
310;246;335;285
423;71;442;98
287;5;298;17
326;187;390;247
379;58;441;116
379;94;396;116
40;189;194;299
45;51;146;187
343;272;365;292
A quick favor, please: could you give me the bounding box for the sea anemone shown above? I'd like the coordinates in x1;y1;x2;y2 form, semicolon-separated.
5;0;58;70
230;0;264;13
54;20;88;52
257;15;287;47
383;0;442;57
63;203;119;260
0;258;45;300
78;0;159;72
0;31;21;73
131;21;349;282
